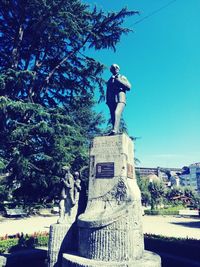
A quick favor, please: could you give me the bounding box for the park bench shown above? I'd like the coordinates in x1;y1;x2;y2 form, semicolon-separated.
51;206;59;214
38;208;52;216
5;207;27;217
179;209;199;217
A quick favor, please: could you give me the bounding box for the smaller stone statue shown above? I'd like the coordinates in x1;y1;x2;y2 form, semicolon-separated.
106;64;131;135
74;171;81;205
57;167;81;224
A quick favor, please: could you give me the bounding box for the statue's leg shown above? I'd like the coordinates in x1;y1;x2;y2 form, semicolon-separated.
57;199;65;223
113;102;125;134
108;103;116;128
69;190;75;206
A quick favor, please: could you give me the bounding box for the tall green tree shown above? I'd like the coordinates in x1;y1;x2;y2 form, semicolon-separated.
148;180;165;210
0;0;138;203
136;174;151;207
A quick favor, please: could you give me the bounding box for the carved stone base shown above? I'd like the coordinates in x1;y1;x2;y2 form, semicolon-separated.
49;134;162;267
48;223;77;267
62;250;161;267
78;203;144;262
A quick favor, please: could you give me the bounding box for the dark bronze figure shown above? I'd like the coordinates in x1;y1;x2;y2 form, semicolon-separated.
106;64;131;135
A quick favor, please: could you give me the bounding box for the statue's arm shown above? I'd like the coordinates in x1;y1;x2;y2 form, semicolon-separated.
63;177;73;188
75;180;81;191
115;75;131;91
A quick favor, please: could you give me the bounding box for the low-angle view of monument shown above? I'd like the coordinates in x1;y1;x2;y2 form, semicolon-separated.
47;65;161;266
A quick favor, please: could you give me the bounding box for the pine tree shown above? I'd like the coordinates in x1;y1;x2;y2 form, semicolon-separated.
0;0;138;204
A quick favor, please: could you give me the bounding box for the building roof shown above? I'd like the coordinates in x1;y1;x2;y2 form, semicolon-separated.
190;162;200;167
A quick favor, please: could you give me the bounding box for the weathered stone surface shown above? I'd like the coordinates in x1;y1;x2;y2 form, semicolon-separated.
87;134;138;199
78;134;142;226
77;134;145;263
62;250;161;267
58;134;161;267
0;255;6;267
78;204;143;261
48;170;80;266
48;223;77;267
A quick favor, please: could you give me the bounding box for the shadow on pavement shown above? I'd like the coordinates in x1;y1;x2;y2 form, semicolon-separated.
170;220;200;229
0;248;47;267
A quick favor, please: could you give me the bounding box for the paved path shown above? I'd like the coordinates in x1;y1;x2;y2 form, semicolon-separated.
0;215;200;239
0;215;58;236
142;215;200;240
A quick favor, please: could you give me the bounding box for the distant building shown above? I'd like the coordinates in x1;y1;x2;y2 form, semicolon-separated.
168;171;180;187
135;167;159;177
180;162;200;192
136;163;200;193
136;166;182;187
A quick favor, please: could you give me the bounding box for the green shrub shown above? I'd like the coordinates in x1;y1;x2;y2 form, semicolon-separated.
0;238;18;253
144;205;184;215
145;209;178;215
0;232;49;253
144;233;199;243
37;235;49;247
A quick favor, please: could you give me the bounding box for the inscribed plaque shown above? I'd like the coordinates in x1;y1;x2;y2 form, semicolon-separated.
96;162;114;178
127;163;133;178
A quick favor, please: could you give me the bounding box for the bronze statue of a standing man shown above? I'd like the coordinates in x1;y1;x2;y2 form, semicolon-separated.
106;64;131;135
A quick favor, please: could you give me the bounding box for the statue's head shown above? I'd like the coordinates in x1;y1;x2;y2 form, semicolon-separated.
62;166;70;172
110;64;120;75
74;171;79;179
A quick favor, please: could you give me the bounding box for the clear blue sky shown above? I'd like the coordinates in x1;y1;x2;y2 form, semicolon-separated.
86;0;200;168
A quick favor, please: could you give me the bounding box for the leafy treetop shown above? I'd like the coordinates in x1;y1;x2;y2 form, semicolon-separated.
0;0;138;203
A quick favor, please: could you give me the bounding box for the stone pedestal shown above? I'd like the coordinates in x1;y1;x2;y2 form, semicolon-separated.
48;204;79;266
47;224;71;267
62;250;161;267
62;134;161;267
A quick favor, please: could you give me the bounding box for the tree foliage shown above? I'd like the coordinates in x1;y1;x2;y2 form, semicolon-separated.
136;174;151;206
0;0;137;104
137;174;200;210
0;96;92;202
0;0;138;203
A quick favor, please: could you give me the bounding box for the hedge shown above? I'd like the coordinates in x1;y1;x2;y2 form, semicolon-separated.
0;232;49;253
144;205;185;215
145;209;179;215
144;234;200;262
